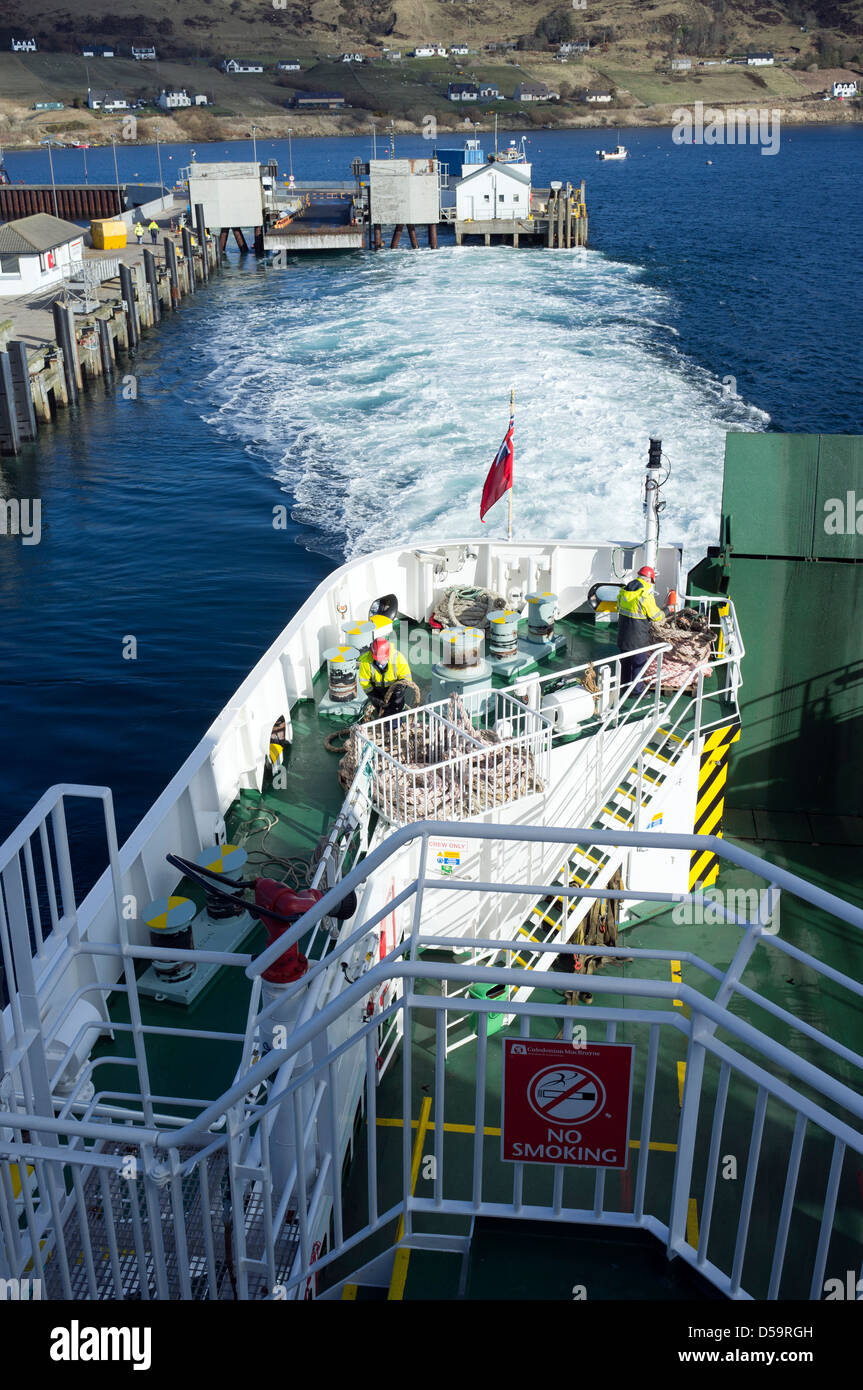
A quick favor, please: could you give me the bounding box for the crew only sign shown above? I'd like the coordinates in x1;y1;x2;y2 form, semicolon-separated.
501;1039;634;1168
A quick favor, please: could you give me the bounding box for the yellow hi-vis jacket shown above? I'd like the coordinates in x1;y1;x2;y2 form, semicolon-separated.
617;576;664;621
358;649;411;693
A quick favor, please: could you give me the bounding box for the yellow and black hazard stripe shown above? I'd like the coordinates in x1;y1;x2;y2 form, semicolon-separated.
714;601;730;658
689;721;741;889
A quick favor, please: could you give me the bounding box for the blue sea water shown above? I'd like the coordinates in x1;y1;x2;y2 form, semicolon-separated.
1;125;861;842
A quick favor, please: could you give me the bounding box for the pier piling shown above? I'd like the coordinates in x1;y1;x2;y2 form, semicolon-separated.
164;237;180;309
0;353;21;455
118;263;140;350
97;318;114;377
143;250;161;325
7;341;37;441
194;204;209;282
51;302;79;406
181;228;196;292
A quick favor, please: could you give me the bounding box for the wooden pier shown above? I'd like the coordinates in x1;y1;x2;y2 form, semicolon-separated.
0;203;221;455
453;183;588;249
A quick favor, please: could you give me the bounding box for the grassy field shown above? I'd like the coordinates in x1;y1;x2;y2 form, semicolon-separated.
593;63;809;107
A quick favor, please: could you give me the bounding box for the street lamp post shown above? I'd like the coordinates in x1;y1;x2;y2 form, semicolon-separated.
154;125;166;209
45;140;59;218
286;128;293;179
110;133;122;216
250;125;259;165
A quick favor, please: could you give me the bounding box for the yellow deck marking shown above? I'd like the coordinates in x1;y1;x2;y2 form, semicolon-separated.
341;1283;358;1300
686;1198;700;1247
677;1061;686;1107
9;1162;34;1198
671;961;683;1008
388;1096;432;1301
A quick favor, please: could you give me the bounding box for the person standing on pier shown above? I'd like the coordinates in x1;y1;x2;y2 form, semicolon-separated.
133;220;144;246
148;219;159;244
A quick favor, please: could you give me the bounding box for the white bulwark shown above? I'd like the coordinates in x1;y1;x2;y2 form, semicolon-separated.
0;214;84;297
455;161;532;221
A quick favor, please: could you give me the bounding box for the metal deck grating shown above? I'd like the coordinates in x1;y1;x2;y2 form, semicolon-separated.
42;1144;300;1301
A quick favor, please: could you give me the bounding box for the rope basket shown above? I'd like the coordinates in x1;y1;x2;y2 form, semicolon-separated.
342;693;543;820
648;609;715;691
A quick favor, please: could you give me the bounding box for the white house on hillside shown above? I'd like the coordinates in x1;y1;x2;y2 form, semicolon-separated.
88;88;129;112
747;52;774;65
455;161;532;221
0;214;84;297
832;80;857;97
11;38;37;52
414;45;446;57
277;60;301;71
131;45;157;60
451;45;469;56
222;59;264;73
157;88;209;110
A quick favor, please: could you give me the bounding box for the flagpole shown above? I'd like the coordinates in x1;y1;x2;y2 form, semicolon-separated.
507;386;515;542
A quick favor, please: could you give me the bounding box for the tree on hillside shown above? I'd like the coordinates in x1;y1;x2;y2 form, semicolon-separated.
535;9;574;45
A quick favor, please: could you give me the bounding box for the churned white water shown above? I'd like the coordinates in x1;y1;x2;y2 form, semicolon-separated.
202;246;768;564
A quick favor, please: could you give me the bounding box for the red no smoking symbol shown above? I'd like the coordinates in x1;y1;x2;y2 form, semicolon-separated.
527;1065;606;1125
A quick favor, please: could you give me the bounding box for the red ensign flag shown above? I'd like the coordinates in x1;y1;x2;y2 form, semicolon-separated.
480;413;514;523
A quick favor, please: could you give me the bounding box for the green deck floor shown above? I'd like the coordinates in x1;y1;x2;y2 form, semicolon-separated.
87;608;863;1301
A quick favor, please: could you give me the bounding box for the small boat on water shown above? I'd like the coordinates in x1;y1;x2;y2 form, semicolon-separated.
495;137;528;164
596;143;628;161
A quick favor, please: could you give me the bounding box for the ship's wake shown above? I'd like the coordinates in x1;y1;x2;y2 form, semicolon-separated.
201;247;768;564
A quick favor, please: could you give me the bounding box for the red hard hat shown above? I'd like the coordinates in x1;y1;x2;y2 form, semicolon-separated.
371;637;391;662
638;566;656;581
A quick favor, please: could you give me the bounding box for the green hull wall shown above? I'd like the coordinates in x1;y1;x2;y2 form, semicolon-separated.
688;433;863;816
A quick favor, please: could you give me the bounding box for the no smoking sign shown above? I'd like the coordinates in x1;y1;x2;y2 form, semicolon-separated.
502;1040;634;1168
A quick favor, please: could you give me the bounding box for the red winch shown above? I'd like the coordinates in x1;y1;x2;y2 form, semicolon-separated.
254;879;323;984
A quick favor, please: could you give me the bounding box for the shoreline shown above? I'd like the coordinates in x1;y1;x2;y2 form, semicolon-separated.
1;101;860;152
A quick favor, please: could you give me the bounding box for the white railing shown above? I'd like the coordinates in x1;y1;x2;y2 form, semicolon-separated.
356;691;554;825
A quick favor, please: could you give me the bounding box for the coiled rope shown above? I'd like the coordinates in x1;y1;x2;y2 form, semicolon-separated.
432;585;506;631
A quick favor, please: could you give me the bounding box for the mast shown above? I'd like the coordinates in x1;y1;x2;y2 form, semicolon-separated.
507;386;515;542
643;437;663;570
